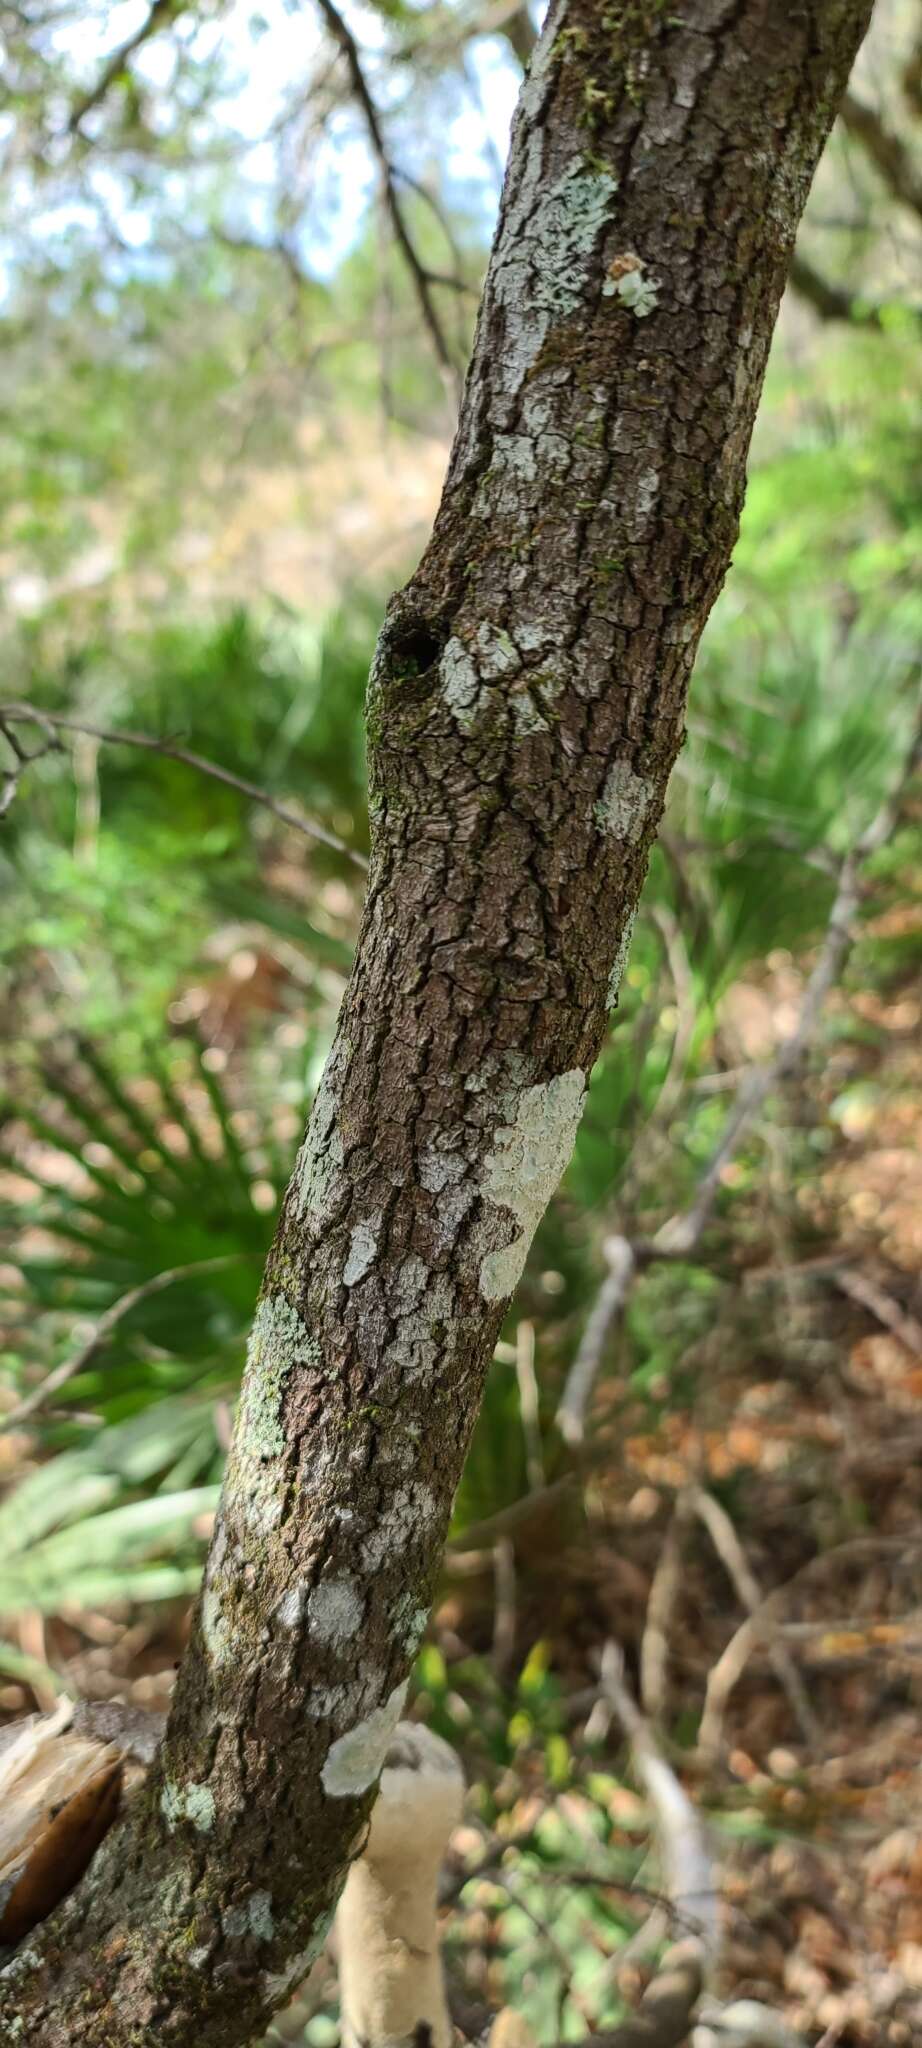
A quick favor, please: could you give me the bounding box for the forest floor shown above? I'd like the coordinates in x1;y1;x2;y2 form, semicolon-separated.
1;926;920;2048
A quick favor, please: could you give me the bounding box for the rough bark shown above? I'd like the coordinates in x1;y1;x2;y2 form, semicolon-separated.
0;1;873;2041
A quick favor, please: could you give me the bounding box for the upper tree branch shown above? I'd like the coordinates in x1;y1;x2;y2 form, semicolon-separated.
314;0;464;401
68;0;182;133
839;87;922;219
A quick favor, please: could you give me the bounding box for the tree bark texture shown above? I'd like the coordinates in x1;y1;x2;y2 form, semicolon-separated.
0;2;873;2041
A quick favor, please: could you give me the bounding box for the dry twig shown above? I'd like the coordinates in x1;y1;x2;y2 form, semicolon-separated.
556;702;922;1445
0;704;368;869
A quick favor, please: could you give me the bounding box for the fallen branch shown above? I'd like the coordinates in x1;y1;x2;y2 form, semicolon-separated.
698;1537;922;1762
556;702;922;1444
688;1487;821;1758
597;1642;715;2047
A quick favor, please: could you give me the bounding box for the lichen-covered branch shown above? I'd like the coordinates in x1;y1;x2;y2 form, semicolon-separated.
0;1;874;2041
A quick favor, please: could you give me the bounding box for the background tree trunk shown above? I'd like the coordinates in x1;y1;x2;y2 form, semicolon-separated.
0;1;874;2040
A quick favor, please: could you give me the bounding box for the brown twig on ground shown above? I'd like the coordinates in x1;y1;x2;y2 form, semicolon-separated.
556;700;922;1445
688;1487;822;1757
0;703;368;869
2;1256;243;1431
697;1537;922;1762
829;1264;922;1359
313;0;463;402
639;1494;693;1726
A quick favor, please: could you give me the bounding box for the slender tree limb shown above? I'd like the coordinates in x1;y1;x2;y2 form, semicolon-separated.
639;1494;693;1726
788;251;885;326
839;88;922;219
314;0;463;401
829;1264;922;1358
687;1487;821;1758
557;1237;636;1448
698;1537;922;1762
68;0;182;133
0;704;368;870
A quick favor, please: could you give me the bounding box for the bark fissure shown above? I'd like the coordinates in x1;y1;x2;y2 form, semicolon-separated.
0;1;874;2041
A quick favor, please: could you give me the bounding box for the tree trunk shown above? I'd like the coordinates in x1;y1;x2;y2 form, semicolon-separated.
0;1;873;2040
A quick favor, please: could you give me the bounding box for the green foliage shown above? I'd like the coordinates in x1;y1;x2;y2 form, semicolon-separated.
0;1040;283;1427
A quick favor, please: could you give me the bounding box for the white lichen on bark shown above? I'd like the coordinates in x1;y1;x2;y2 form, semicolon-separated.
160;1781;216;1834
362;1483;438;1570
294;1055;345;1224
607;908;637;1006
321;1682;409;1798
222;1891;275;1943
478;1067;586;1300
390;1590;430;1654
344;1216;381;1287
308;1575;364;1645
263;1912;334;2002
440;636;484;731
239;1294;319;1461
594;759;654;843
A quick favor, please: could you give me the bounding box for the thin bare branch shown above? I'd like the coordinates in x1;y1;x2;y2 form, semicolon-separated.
0;703;369;870
556;696;921;1447
314;0;463;402
639;1493;694;1724
69;0;179;133
839;88;922;219
788;251;886;326
688;1486;822;1757
557;1235;635;1446
698;1537;922;1761
651;699;922;1260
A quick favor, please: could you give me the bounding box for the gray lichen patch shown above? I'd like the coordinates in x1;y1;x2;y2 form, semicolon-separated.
293;1054;345;1224
344;1213;381;1287
321;1681;409;1798
479;1068;586;1301
160;1779;215;1834
603;258;661;317
362;1482;439;1571
526;158;619;321
222;1890;275;1944
607;909;637;1007
594;758;654;843
391;1589;430;1655
308;1575;363;1645
384;1269;455;1381
201;1585;231;1665
419;1144;465;1195
263;1912;334;2002
239;1293;319;1461
440;636;484;731
474;622;520;681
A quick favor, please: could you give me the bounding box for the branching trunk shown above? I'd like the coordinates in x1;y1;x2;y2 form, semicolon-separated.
0;2;873;2041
